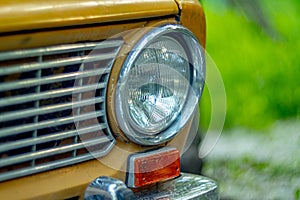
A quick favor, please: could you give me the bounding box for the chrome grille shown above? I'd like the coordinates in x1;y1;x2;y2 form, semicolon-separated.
0;40;123;182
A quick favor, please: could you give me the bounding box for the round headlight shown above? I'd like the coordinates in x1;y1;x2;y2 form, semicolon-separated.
115;24;205;145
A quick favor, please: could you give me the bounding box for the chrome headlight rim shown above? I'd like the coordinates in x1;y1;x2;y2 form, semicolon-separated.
115;24;205;146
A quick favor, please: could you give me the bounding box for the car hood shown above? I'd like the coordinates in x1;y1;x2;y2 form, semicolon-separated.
0;0;178;33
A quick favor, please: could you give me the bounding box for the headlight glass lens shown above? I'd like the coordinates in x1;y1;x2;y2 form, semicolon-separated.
115;25;205;145
126;36;190;134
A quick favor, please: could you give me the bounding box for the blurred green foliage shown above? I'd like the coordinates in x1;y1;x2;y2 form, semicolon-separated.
200;0;300;130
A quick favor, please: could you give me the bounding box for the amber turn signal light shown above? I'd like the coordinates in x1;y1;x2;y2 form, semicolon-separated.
126;147;180;188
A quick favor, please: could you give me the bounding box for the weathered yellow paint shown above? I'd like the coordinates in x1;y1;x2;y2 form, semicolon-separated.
168;116;194;155
0;22;147;52
0;0;178;33
175;0;206;47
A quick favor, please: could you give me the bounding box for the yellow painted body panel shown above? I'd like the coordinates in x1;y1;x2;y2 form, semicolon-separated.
175;0;206;47
0;0;178;33
0;0;206;199
0;21;147;52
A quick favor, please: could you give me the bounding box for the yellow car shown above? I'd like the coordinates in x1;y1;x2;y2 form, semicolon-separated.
0;0;218;199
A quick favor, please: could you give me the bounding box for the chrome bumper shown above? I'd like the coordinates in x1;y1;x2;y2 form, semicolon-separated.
85;173;219;200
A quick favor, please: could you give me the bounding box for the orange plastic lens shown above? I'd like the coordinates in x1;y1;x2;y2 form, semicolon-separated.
132;149;180;187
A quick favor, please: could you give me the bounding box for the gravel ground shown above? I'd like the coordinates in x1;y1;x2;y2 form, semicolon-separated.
202;120;300;200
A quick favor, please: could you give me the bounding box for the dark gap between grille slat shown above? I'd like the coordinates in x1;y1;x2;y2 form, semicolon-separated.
0;131;33;157
0;57;37;68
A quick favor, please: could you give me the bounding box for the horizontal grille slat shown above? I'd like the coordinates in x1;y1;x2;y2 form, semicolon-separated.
0;68;110;92
0;83;105;107
0;111;104;138
0;125;104;153
0;137;110;167
0;39;122;182
0;53;116;76
0;40;123;61
0;142;115;182
0;97;104;122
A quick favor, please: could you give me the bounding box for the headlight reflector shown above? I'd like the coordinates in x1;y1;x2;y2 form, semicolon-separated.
115;24;205;145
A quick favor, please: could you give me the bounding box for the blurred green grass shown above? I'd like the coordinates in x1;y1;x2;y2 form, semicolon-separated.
200;0;300;130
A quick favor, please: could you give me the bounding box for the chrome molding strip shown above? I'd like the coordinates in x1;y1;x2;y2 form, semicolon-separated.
84;173;218;200
135;173;219;200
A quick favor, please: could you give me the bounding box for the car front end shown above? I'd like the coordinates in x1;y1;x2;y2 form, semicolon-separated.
0;0;218;199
